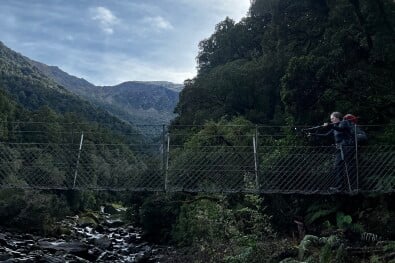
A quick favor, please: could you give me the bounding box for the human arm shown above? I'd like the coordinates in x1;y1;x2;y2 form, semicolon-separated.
330;120;351;132
308;129;333;137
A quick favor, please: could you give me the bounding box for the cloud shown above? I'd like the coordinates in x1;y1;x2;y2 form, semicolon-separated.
20;41;190;85
59;49;193;85
170;0;250;22
90;6;119;34
64;35;74;41
96;53;192;85
142;16;173;31
1;0;251;85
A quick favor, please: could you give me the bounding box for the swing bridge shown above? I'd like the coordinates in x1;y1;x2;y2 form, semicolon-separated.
0;123;393;195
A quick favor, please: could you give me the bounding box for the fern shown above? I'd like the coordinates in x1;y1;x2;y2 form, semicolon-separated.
336;212;352;229
335;213;366;234
384;241;395;252
319;243;332;263
305;202;338;225
348;223;364;234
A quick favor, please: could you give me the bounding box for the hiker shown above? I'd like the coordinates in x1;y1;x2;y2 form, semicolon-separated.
309;112;356;192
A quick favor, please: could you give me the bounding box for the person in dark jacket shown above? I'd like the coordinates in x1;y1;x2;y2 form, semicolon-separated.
310;112;355;192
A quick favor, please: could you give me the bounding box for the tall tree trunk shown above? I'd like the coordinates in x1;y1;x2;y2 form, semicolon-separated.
375;0;395;34
348;0;373;50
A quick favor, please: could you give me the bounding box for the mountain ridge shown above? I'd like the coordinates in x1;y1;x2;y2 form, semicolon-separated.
0;40;141;141
29;60;183;125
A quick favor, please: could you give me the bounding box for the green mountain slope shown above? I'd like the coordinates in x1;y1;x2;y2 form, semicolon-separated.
0;41;159;193
30;60;182;125
0;41;139;138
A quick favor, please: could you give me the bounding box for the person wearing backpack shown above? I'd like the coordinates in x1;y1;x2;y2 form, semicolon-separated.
309;112;356;192
343;114;368;144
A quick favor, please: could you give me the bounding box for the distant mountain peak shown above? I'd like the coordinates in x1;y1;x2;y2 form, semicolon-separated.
114;81;184;93
26;58;183;125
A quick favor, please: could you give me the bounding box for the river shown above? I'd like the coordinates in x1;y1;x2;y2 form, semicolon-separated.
0;209;175;262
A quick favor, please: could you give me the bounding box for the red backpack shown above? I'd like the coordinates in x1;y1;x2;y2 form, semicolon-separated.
344;114;368;143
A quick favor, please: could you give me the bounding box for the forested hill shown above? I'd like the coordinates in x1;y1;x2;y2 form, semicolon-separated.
173;0;395;127
0;41;139;140
30;60;182;125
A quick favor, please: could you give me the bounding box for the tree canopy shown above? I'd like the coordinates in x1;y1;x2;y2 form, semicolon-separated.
173;0;395;127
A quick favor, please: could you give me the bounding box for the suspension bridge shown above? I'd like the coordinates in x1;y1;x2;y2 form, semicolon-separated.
0;122;393;195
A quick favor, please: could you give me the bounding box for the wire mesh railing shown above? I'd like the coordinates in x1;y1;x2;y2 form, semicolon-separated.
0;123;393;194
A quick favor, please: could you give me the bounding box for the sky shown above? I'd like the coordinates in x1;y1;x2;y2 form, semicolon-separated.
0;0;250;85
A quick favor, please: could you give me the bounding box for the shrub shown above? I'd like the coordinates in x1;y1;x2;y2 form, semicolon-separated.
0;189;71;234
139;193;180;243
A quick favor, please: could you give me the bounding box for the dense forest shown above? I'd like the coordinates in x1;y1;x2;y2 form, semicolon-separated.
0;0;395;262
174;0;394;127
165;0;395;261
0;41;157;233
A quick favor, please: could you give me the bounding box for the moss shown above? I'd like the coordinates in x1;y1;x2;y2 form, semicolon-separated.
384;241;395;252
77;211;100;227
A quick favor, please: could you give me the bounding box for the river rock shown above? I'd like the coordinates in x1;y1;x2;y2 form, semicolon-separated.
125;232;142;244
0;233;8;246
38;240;89;254
88;247;103;258
40;254;66;262
103;218;124;228
94;236;112;250
129;242;151;254
103;204;118;214
22;233;35;240
94;224;105;233
0;210;173;262
77;216;98;228
0;253;12;261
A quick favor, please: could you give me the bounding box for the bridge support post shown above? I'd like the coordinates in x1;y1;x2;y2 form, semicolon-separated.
162;125;166;190
72;132;84;189
165;133;170;191
354;125;359;192
253;126;259;190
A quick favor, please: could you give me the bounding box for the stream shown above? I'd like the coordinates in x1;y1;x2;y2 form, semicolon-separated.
0;208;174;262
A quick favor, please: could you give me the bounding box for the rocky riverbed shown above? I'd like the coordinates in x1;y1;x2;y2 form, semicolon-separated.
0;207;175;262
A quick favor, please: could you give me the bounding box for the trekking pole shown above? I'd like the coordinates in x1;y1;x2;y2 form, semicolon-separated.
301;125;324;132
340;146;352;193
343;162;352;193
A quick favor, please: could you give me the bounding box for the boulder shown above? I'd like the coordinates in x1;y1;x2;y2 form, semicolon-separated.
38;240;89;254
103;204;118;214
77;213;99;228
94;236;112;250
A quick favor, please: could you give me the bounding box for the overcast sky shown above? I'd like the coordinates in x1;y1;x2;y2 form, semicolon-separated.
0;0;250;85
